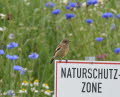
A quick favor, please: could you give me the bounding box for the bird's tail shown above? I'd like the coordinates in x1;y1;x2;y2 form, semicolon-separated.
50;57;55;64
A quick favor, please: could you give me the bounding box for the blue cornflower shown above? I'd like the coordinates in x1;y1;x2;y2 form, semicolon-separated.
65;13;75;19
102;12;113;18
6;55;18;60
7;90;15;96
0;49;4;55
95;37;104;42
115;14;120;18
13;65;26;75
7;42;18;49
86;19;93;24
114;48;120;54
28;53;39;59
110;24;116;30
13;65;23;71
86;0;98;5
65;2;77;10
45;2;55;8
52;9;61;15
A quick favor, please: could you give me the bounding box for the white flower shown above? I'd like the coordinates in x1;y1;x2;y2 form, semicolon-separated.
8;33;15;39
33;80;39;86
19;89;27;93
82;2;87;7
44;90;53;96
21;80;29;86
0;13;6;19
0;27;6;32
42;83;49;89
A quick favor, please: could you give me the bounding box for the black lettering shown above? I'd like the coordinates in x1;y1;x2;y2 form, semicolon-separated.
67;68;72;78
82;82;86;92
104;69;108;79
72;68;76;78
109;69;113;79
98;83;102;93
114;69;118;79
93;68;97;79
88;68;92;78
61;68;66;78
82;68;87;78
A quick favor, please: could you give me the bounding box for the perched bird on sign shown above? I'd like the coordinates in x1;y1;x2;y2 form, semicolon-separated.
50;39;70;64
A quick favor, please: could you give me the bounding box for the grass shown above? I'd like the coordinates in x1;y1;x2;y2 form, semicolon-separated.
0;0;120;96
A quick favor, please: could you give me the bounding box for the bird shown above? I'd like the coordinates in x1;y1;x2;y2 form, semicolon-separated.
50;39;70;64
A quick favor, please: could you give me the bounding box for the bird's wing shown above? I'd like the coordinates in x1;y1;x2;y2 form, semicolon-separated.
53;44;62;56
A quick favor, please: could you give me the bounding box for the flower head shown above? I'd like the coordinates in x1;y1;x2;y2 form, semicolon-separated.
42;83;49;89
96;54;108;60
7;90;15;96
86;0;98;5
7;42;18;49
52;9;61;15
22;80;29;86
65;2;77;10
115;14;120;18
13;65;23;71
95;37;104;42
102;12;113;18
114;48;120;54
6;55;18;60
65;13;75;19
0;49;5;55
8;33;15;39
45;2;55;8
86;19;93;24
33;80;39;86
28;53;39;59
0;27;6;32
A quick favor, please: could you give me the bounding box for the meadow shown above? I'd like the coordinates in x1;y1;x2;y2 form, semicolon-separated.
0;0;120;97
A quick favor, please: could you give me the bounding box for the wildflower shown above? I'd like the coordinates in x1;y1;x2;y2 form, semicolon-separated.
19;88;27;93
0;49;5;55
7;42;18;49
62;0;68;4
0;13;6;19
8;33;15;39
0;27;6;32
42;83;49;89
44;90;53;96
110;24;116;30
86;0;98;5
102;12;113;18
115;14;120;18
114;48;120;54
86;19;93;24
65;2;77;10
33;80;39;86
31;87;38;93
95;37;104;42
20;68;27;75
52;9;61;15
13;65;23;71
82;2;87;7
7;90;15;96
6;55;18;60
96;54;108;60
45;2;55;8
22;80;29;86
28;53;39;59
65;13;75;19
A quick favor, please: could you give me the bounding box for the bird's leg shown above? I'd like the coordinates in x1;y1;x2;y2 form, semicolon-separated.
65;60;68;63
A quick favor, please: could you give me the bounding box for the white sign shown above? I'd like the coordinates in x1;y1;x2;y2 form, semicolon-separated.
54;60;120;97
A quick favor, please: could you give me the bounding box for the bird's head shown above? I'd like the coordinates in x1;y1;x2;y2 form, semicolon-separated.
62;39;71;44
